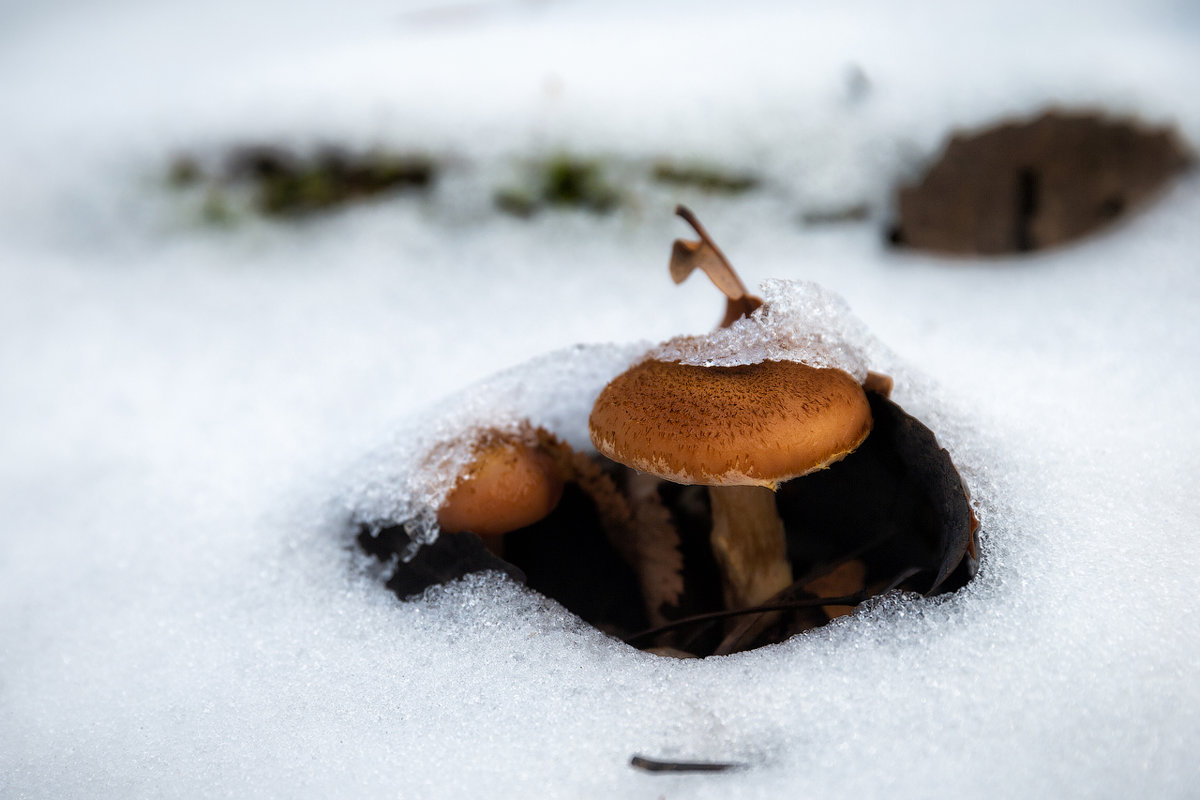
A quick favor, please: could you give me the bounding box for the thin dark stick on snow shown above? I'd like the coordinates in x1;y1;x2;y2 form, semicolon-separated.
630;755;743;773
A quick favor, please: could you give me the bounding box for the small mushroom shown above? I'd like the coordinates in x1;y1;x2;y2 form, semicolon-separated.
437;431;565;553
588;358;872;611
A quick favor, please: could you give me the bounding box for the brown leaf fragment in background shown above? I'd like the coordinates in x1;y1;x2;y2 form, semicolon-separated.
891;110;1193;255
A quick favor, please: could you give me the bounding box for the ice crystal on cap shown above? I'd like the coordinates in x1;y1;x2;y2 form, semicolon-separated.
648;279;873;380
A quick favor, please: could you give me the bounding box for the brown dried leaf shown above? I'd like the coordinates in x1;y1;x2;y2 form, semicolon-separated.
561;448;634;548
670;239;743;298
566;453;685;627
775;391;976;597
891;110;1192;254
671;205;763;327
623;473;687;626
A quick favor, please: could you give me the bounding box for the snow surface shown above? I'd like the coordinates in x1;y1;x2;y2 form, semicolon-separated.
2;0;1199;797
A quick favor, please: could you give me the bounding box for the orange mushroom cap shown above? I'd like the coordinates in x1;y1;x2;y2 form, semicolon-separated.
589;359;872;488
437;436;564;536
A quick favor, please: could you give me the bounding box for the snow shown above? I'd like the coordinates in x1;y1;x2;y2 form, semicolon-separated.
2;0;1199;798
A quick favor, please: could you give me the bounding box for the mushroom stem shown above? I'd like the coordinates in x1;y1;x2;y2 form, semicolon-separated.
707;485;794;610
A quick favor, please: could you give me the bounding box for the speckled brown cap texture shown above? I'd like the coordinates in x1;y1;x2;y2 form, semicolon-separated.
589;359;872;487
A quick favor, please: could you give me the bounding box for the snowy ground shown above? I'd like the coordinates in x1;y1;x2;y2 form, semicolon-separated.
2;1;1199;797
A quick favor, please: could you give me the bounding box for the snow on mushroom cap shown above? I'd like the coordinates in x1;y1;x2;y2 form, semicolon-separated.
649;279;873;381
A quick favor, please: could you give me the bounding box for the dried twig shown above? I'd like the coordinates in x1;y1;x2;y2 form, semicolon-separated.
625;592;869;646
630;755;743;773
624;567;922;649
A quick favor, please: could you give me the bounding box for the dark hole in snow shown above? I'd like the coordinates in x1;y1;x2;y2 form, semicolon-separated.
889;109;1192;255
356;390;978;657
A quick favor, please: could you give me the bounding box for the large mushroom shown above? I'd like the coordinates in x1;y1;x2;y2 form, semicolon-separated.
589;357;872;612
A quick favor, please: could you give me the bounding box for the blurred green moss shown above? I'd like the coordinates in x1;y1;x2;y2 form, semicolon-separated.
650;161;758;194
244;147;436;217
200;190;235;226
167;145;437;222
493;187;538;218
495;154;620;217
167;156;202;188
541;155;619;211
801;204;870;225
